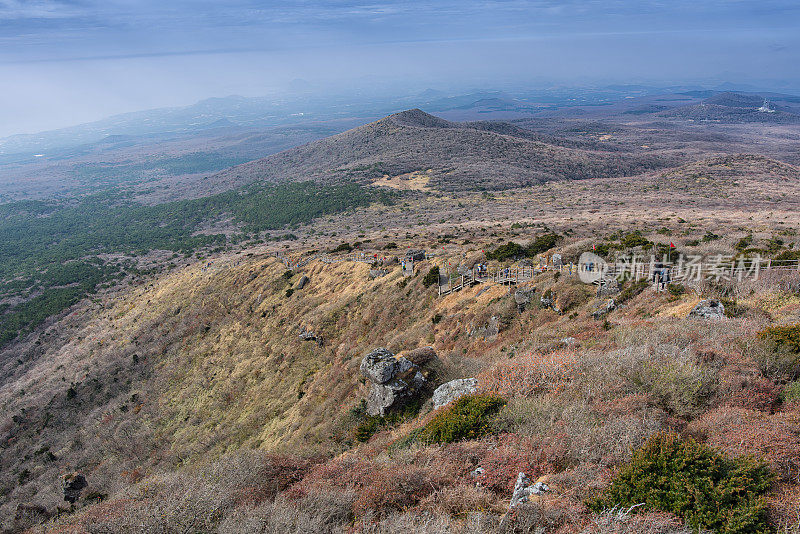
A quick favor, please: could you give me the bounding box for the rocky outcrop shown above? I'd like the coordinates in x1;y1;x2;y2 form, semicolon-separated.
298;325;323;346
596;277;620;297
592;299;616;320
433;378;478;409
514;287;536;312
689;299;725;319
369;269;388;279
360;348;400;384
509;472;549;508
61;472;87;504
361;348;425;416
295;275;310;290
471;316;499;339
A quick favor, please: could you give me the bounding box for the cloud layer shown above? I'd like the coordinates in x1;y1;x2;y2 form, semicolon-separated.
1;0;799;135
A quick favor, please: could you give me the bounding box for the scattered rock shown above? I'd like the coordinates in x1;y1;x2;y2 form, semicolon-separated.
540;296;554;309
689;299;726;320
298;325;324;346
61;473;87;504
514;287;536;312
471;316;499;339
295;275;310;290
561;337;577;346
592;299;616;320
360;348;425;416
433;378;478;409
360;348;400;384
472;466;485;478
509;472;549;508
596;277;620;297
369;269;388;279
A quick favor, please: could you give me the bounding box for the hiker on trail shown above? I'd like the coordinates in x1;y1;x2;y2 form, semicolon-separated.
652;262;662;286
660;267;671;291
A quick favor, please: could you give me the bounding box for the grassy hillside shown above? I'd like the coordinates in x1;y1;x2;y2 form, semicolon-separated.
4;223;800;531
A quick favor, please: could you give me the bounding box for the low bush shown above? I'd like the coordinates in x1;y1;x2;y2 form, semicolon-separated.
421;394;506;444
620;348;715;418
617;280;649;303
486;234;560;261
423;266;440;288
755;324;800;379
759;324;800;353
331;242;353;253
783;381;800;403
588;432;773;534
486;241;525;261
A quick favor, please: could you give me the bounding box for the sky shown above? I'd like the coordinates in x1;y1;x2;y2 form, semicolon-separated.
1;0;799;137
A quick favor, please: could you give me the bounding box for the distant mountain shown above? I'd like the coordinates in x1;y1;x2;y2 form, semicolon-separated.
209;109;673;192
660;91;800;123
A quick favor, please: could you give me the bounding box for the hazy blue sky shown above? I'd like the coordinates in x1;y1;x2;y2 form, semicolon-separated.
1;0;799;136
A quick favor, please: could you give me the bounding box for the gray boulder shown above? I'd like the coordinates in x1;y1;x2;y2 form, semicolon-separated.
596;277;620;297
433;378;478;409
369;269;388;279
61;472;87;504
360;348;399;384
592;299;616;320
295;275;310;290
514;288;536;312
689;299;725;319
509;472;548;508
361;348;425;416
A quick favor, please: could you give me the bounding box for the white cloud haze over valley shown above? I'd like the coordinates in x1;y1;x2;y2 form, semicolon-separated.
0;0;799;136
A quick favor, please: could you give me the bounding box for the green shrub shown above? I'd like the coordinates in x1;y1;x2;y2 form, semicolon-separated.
588;433;773;534
486;241;525;261
423;266;440;288
720;298;746;318
735;235;753;252
527;233;560;256
420;394;506;444
621;231;651;249
617;280;649;303
759;324;800;353
782;381;800;403
332;242;352;253
666;283;685;297
485;234;560;261
354;399;423;442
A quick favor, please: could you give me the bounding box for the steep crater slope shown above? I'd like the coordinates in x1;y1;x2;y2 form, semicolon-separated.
210;109;674;192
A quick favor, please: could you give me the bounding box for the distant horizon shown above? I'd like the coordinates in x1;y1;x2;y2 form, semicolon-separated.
2;0;798;137
2;79;800;141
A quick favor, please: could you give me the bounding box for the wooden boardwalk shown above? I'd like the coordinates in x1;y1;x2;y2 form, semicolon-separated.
438;266;536;296
272;250;800;298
